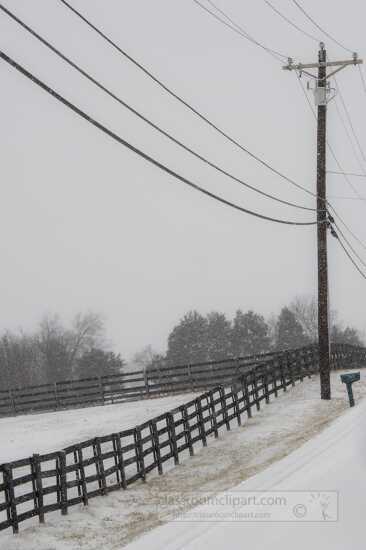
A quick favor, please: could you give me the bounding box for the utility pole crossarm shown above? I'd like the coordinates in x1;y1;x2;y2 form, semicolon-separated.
282;58;363;71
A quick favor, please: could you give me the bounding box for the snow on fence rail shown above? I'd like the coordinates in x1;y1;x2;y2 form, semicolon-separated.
0;350;285;418
0;344;365;535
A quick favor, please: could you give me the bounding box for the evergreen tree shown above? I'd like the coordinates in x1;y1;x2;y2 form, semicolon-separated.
76;348;124;379
166;311;208;366
230;310;271;357
206;311;232;361
276;307;309;350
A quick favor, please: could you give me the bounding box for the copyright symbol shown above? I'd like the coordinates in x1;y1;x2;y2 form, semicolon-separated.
293;504;307;518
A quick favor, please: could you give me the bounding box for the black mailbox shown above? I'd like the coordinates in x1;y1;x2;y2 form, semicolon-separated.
340;372;360;407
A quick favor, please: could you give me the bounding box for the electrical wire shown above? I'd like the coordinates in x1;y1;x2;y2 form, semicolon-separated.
193;0;287;62
295;71;366;253
291;0;354;54
358;65;366;95
0;3;317;213
262;2;366;191
331;209;366;254
328;171;366;178
263;0;319;43
332;221;366;270
334;75;366;164
333;94;366;176
58;0;317;199
332;228;366;280
327;195;366;201
0;49;319;227
295;72;363;200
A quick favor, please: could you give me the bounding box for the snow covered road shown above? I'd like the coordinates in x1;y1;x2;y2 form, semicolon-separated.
126;376;366;550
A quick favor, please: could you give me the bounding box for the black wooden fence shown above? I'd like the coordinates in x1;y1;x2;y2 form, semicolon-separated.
0;343;365;535
0;350;288;418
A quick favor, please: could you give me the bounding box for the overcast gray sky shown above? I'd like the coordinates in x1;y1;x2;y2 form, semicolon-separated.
1;0;365;359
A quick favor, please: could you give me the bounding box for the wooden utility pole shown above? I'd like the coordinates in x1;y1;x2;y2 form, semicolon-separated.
316;43;330;400
283;44;363;400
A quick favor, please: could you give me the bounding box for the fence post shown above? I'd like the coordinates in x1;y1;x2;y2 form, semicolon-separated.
231;384;241;426
4;465;18;534
167;413;180;463
57;451;68;515
188;364;194;391
272;360;279;397
32;454;45;524
219;386;230;430
149;421;162;475
264;369;270;404
134;427;146;482
252;371;260;411
54;383;59;410
113;433;127;488
143;367;150;398
209;390;219;438
181;405;194;456
287;352;295;387
279;356;287;392
1;465;11;530
94;437;107;495
242;375;252;418
98;377;104;405
76;445;88;506
195;398;207;446
9;389;16;415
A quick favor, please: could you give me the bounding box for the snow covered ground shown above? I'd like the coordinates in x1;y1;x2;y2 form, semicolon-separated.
0;392;199;463
1;369;365;549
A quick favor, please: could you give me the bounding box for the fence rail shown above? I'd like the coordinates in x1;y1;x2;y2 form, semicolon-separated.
0;350;290;418
0;343;365;535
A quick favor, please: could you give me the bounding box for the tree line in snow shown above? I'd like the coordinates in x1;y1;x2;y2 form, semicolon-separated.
133;295;363;372
0;295;362;390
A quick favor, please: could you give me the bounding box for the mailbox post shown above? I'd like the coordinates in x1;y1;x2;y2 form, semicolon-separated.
340;372;360;407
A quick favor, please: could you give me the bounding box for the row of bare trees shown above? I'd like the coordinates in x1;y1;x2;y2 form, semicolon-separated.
0;313;124;391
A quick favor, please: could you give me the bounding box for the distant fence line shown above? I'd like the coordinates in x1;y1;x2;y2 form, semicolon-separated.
0;343;365;535
0;349;289;418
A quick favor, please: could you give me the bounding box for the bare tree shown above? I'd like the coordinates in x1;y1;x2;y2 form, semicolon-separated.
68;312;105;372
289;296;318;343
37;312;105;381
289;295;338;343
132;345;158;370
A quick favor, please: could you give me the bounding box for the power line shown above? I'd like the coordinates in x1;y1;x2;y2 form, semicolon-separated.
358;65;366;95
263;1;366;184
295;72;363;200
330;208;366;254
58;0;316;199
332;227;366;280
327;195;366;201
263;0;319;43
333;94;366;175
291;0;354;54
0;3;316;213
332;220;366;270
295;71;366;253
334;75;366;164
193;0;287;62
0;49;319;227
328;171;366;178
